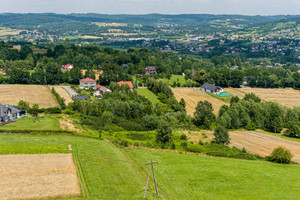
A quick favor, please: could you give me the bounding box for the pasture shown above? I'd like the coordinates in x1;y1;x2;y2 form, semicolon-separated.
136;88;160;104
0;85;58;108
0;134;299;199
172;88;228;116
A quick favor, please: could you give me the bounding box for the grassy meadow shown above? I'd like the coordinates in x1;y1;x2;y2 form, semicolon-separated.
0;116;60;130
0;134;299;199
136;88;160;104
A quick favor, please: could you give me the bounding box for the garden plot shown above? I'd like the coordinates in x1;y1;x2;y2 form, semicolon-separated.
0;153;81;200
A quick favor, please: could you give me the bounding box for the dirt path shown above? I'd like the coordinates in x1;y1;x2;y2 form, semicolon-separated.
206;131;300;163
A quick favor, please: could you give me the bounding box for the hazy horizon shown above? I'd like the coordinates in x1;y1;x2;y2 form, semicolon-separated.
0;0;299;16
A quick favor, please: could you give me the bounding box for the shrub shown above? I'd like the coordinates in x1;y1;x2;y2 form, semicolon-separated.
180;134;188;140
268;146;293;164
198;140;204;145
181;142;188;149
186;144;205;153
246;121;256;131
213;126;230;145
120;140;129;147
171;143;176;150
156;121;173;144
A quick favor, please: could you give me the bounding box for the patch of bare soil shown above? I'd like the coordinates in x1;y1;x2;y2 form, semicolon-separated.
0;154;81;200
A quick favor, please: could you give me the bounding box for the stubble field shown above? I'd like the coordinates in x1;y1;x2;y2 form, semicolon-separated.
205;130;300;163
0;85;58;108
172;88;228;116
51;87;73;105
225;88;300;107
0;153;81;200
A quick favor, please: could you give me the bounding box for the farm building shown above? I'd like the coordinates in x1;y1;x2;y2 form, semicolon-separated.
117;81;134;89
145;66;157;77
0;104;27;123
62;64;74;70
201;83;223;94
79;77;97;90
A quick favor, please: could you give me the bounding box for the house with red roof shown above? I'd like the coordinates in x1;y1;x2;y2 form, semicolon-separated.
62;64;74;70
117;81;134;89
79;77;97;90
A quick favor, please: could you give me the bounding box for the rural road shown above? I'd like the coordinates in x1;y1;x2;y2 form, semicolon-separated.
49;86;78;97
206;131;300;163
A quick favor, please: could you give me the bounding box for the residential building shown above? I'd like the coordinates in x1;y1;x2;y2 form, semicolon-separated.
117;81;134;89
201;83;223;94
0;104;27;123
79;77;97;90
145;66;157;77
62;64;74;70
93;85;111;98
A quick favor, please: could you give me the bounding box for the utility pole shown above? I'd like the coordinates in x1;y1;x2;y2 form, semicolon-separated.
143;160;158;199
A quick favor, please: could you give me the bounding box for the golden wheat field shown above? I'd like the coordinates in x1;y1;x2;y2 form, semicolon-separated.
0;85;58;108
238;88;300;107
172;88;228;116
0;154;81;200
51;87;73;105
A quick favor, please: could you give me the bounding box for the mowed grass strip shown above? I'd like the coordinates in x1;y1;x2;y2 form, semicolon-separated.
136;88;160;104
0;116;61;130
0;134;299;199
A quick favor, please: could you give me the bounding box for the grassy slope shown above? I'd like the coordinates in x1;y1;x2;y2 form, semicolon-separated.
0;116;60;130
0;134;299;199
136;88;160;104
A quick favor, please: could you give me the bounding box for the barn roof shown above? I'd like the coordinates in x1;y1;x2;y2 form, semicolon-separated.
117;81;134;89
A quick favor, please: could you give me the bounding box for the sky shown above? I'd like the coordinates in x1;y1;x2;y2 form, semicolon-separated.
0;0;299;15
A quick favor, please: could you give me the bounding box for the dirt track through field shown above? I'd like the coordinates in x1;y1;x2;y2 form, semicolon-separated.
0;85;58;108
206;131;300;163
0;153;81;200
172;88;228;116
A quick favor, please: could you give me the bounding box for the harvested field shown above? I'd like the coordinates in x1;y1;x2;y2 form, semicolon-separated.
206;130;300;163
0;85;58;108
172;88;228;116
51;87;73;105
0;153;81;200
237;88;300;107
224;88;246;98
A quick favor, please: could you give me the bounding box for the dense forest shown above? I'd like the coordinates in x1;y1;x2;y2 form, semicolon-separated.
0;42;299;88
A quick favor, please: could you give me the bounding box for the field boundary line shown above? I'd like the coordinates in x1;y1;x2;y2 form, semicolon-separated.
73;145;90;198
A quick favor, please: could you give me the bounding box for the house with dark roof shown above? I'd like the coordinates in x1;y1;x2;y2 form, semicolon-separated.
79;77;97;90
145;66;157;77
0;104;27;124
201;83;223;94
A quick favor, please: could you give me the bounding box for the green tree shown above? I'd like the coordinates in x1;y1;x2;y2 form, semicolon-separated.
194;100;216;129
179;98;186;109
213;125;230;145
156;121;173;144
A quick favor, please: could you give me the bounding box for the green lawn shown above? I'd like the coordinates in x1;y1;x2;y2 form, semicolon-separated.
0;134;299;199
136;88;160;104
0;116;60;130
158;75;197;87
